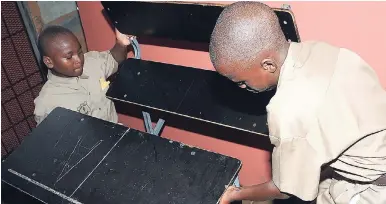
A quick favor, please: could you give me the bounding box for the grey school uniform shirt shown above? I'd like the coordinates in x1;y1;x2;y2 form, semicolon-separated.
34;51;119;125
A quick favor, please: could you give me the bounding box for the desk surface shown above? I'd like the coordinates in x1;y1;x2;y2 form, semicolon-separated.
107;59;275;136
101;1;300;44
2;107;241;204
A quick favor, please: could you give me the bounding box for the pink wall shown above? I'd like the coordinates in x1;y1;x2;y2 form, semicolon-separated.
77;1;386;186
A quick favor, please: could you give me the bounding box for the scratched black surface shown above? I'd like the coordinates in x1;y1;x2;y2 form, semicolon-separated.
101;1;300;44
102;1;300;136
2;107;129;203
107;59;275;134
72;129;241;204
107;59;199;111
2;107;241;204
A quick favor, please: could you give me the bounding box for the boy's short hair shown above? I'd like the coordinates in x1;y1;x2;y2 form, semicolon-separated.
209;2;285;70
38;25;74;56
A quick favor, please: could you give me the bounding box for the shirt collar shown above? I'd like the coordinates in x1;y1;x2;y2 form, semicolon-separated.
277;43;295;88
292;42;311;69
277;42;310;87
47;70;89;88
267;43;303;114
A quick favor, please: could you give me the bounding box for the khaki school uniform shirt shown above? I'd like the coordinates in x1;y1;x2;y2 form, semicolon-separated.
34;51;119;125
267;41;386;201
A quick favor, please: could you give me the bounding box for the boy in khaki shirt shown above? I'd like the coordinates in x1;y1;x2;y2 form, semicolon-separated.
209;2;386;204
34;25;133;124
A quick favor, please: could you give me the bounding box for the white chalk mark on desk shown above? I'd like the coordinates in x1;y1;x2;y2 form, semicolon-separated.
175;79;195;112
55;140;103;184
54;120;74;148
56;136;84;183
69;128;130;197
7;169;83;204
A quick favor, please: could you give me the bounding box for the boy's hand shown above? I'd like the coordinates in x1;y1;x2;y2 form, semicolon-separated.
219;185;241;204
115;28;134;46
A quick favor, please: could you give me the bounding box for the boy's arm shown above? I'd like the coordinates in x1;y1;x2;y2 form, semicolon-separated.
99;28;134;78
219;181;289;204
110;28;133;64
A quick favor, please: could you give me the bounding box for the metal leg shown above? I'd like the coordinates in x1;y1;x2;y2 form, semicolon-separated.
142;111;165;136
233;176;240;187
153;118;165;136
142;112;153;134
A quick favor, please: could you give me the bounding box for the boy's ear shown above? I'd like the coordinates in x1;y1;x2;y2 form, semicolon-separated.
43;56;54;69
261;58;278;73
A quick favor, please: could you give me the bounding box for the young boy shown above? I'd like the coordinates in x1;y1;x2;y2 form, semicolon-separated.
209;2;386;204
34;25;132;124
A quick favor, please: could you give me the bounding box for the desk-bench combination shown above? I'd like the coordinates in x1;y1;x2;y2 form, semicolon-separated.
1;2;300;204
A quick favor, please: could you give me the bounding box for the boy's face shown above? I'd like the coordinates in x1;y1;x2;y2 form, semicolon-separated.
43;33;84;77
227;66;276;93
216;56;279;93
